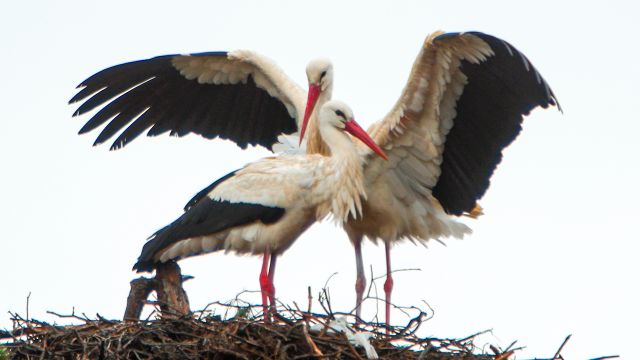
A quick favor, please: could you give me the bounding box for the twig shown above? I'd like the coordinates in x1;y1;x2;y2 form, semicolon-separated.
458;329;493;343
366;265;380;323
495;350;515;360
552;334;572;359
302;322;324;357
323;272;339;290
370;268;422;282
26;292;31;322
47;309;91;323
318;287;334;319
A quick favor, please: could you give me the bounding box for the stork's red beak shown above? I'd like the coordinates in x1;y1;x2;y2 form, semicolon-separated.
299;84;321;145
344;119;388;160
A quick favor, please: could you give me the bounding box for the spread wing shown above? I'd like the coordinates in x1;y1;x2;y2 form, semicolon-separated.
365;31;560;216
70;50;305;151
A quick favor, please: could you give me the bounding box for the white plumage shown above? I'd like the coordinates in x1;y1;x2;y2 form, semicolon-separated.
173;50;307;121
133;100;387;317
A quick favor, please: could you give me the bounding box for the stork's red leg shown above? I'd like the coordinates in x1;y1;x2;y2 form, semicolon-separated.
259;251;271;322
353;235;366;321
267;253;278;310
384;242;394;332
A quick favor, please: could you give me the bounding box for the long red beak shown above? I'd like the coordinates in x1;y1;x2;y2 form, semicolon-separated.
299;84;321;145
344;119;388;160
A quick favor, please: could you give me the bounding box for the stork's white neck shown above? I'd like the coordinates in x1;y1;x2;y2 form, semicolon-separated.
316;122;366;222
320;122;356;160
321;82;333;101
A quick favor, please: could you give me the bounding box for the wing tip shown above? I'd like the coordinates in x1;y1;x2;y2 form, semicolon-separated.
550;93;563;114
91;136;107;147
68;89;87;105
473;31;563;115
77;122;96;135
132;260;153;273
109;140;125;151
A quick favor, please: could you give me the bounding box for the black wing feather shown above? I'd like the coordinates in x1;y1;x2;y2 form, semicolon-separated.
432;32;560;216
183;170;239;211
133;170;284;272
133;200;285;272
71;53;298;151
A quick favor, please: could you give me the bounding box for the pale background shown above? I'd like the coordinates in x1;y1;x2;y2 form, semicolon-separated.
2;1;638;358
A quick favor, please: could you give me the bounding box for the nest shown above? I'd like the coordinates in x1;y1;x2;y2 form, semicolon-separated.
2;302;513;360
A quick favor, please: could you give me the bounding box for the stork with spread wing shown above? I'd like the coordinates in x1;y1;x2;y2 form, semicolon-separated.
301;31;560;326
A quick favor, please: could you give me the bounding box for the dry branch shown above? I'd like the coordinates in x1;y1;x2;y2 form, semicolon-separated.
123;261;191;321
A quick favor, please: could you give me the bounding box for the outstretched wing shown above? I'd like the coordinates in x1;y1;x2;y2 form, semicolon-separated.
70;50;305;151
365;31;560;216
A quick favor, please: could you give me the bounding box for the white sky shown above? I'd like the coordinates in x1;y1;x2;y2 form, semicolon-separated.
2;1;639;358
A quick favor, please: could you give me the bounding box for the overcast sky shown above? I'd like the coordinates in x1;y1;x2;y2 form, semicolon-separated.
2;1;639;358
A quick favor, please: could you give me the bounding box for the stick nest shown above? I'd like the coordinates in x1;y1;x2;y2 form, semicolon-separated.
2;302;511;360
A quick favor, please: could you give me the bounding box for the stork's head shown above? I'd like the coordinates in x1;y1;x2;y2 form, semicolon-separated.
319;100;387;160
300;58;334;143
306;58;333;91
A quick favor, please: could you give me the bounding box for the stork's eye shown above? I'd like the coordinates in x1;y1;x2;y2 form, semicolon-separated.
335;109;346;120
320;70;327;79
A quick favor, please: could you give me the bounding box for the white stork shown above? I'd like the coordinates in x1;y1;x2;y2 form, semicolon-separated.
70;31;560;327
300;31;560;326
132;100;387;316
